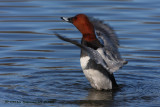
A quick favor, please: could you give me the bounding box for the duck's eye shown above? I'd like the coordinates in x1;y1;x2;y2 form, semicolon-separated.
74;17;77;20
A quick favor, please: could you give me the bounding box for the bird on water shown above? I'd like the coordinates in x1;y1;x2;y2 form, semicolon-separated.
55;14;127;90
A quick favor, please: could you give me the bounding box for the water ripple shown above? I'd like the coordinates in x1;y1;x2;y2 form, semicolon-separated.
0;0;160;107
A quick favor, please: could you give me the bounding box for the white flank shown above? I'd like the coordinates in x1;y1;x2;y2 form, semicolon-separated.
83;69;112;90
80;56;90;70
80;52;112;90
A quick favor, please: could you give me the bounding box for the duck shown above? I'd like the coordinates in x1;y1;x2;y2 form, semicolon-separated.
55;14;127;90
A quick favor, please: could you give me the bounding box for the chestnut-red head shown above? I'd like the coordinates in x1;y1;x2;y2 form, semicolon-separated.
61;14;96;41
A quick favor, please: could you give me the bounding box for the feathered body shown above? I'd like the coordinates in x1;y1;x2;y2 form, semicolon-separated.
56;14;127;90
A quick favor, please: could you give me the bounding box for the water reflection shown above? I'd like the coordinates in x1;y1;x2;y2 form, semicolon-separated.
51;89;116;107
80;89;115;107
85;89;114;100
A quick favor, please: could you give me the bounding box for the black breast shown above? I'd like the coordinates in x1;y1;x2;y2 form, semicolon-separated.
80;39;102;57
81;39;102;50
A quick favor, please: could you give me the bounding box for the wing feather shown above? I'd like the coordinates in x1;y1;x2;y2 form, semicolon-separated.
55;34;109;71
89;18;127;72
55;17;127;73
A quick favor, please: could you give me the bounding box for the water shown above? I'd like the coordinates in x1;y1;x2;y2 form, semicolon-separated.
0;0;160;106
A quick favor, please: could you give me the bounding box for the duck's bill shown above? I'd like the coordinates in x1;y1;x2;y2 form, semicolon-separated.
61;17;73;23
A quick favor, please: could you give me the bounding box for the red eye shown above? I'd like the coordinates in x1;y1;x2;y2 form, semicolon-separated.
74;16;77;20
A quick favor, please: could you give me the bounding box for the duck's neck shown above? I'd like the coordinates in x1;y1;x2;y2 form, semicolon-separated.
82;33;97;42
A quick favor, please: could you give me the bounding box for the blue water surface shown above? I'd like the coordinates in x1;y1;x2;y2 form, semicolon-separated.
0;0;160;106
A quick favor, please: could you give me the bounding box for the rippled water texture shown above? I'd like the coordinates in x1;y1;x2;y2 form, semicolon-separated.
0;0;160;106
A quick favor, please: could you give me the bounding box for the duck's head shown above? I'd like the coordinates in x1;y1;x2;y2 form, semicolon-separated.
61;14;96;41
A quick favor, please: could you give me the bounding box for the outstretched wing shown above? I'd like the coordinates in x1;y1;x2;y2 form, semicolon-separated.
89;18;119;52
55;34;109;71
89;18;127;72
89;17;119;48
